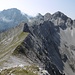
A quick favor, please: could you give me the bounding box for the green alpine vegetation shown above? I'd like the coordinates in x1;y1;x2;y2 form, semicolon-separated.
0;31;29;65
0;65;39;75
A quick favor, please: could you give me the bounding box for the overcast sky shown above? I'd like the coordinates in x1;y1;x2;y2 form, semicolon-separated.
0;0;75;19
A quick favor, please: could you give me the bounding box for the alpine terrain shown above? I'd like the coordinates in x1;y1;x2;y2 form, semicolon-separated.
0;9;75;75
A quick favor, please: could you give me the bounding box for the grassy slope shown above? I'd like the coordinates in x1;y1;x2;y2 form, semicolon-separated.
0;32;28;65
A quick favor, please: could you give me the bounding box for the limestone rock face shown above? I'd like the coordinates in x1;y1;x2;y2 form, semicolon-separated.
44;13;52;21
14;12;75;75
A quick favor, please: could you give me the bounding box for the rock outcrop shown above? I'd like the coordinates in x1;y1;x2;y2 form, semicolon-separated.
13;11;75;75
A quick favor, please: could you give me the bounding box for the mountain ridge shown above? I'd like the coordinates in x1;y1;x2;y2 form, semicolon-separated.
0;9;75;75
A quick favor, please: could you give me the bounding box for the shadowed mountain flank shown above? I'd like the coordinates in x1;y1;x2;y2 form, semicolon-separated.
14;21;65;75
13;11;75;75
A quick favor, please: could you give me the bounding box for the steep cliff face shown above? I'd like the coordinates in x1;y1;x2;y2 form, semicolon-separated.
13;12;75;75
14;21;64;75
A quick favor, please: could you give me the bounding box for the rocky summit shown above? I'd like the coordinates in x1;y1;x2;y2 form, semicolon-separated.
0;10;75;75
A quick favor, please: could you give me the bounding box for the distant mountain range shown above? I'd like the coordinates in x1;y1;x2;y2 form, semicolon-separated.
0;8;75;32
0;8;28;31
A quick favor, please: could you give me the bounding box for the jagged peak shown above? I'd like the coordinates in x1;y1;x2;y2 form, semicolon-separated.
53;11;66;16
52;11;69;23
44;13;52;21
44;13;51;16
36;13;43;18
52;11;68;19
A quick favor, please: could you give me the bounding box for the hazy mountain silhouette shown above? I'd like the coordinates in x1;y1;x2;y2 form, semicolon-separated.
0;8;28;31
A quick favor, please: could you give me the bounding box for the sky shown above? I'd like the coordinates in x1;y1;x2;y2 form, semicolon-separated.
0;0;75;19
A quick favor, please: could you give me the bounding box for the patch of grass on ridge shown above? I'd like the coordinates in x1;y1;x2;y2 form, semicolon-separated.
0;65;39;75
